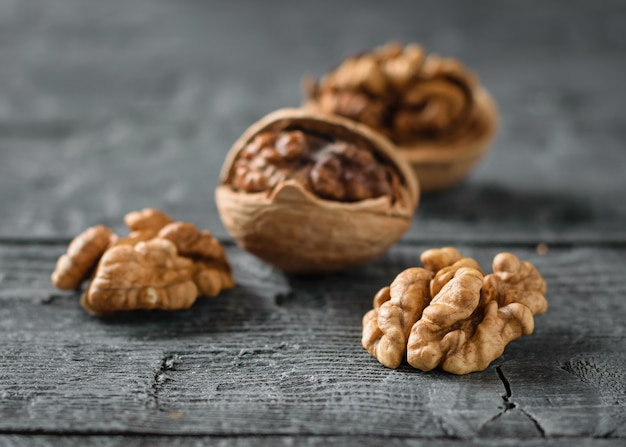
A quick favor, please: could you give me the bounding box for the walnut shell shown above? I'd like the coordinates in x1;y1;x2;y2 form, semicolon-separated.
302;42;500;193
398;87;498;193
216;108;419;274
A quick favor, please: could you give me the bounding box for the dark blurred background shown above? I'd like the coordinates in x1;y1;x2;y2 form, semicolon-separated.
0;0;624;242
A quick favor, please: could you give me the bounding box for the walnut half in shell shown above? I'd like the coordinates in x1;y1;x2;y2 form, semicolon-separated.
304;42;499;193
216;108;419;274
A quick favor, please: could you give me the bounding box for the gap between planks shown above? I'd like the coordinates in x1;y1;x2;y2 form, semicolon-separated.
1;237;626;248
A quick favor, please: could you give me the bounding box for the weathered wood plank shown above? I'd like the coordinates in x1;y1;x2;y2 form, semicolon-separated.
0;0;625;242
1;0;625;444
1;243;624;439
0;435;624;447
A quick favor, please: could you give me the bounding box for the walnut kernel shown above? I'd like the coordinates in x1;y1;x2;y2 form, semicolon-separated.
362;248;547;374
85;239;199;314
52;209;234;315
51;225;115;290
229;129;398;203
304;42;499;193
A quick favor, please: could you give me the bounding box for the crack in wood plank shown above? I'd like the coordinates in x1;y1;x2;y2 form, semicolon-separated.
494;365;545;437
518;408;546;438
1;243;625;437
495;366;515;411
147;354;180;411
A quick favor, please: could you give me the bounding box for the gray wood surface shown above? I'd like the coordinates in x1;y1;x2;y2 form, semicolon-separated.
1;0;625;242
1;437;625;447
1;438;625;447
1;0;625;445
1;243;625;441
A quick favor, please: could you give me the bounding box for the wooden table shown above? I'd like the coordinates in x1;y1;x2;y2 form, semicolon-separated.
1;1;625;445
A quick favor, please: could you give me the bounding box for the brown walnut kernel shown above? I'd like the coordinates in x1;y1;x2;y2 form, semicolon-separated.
362;247;547;374
482;252;548;315
362;267;432;369
304;42;499;194
305;42;480;144
84;239;198;315
125;208;173;233
51;225;116;290
229;129;399;203
157;222;234;297
158;222;225;259
51;209;234;315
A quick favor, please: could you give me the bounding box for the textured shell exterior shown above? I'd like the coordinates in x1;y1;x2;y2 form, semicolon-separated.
398;87;499;193
216;108;419;274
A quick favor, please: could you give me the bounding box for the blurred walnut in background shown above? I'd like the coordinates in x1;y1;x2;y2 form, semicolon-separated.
305;42;479;143
304;42;499;192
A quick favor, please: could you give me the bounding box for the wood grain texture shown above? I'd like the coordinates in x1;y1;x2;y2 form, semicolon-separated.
0;0;625;242
1;436;625;447
1;242;624;440
1;0;625;445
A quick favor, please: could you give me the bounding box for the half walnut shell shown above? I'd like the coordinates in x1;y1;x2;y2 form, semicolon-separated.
303;42;499;193
216;108;419;274
398;87;498;193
